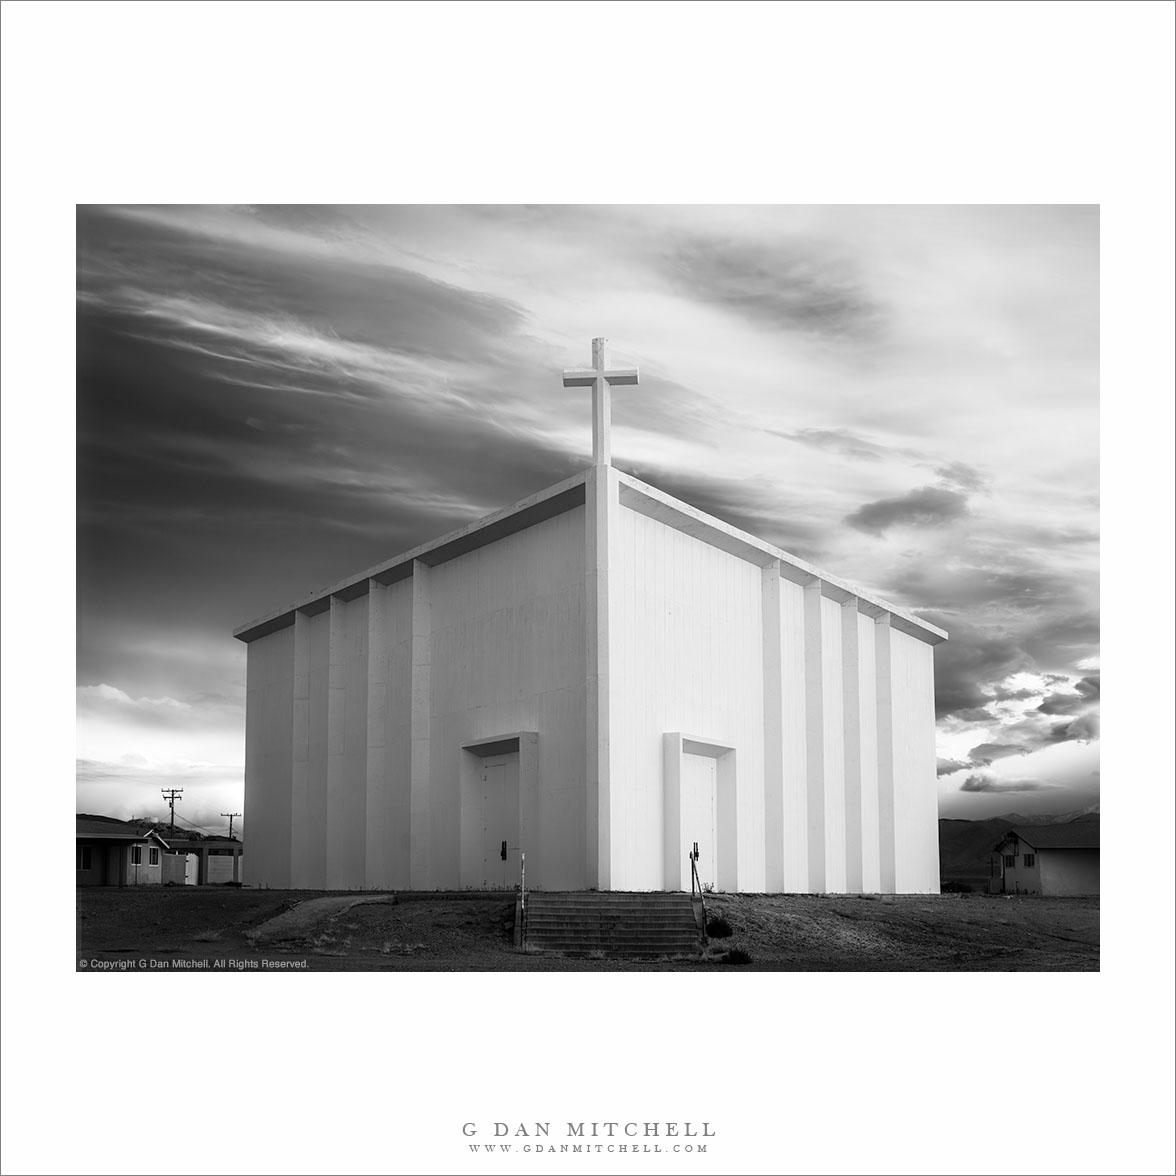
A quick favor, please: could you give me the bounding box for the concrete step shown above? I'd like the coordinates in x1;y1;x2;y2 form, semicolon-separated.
520;891;704;957
528;892;692;900
524;912;696;921
528;907;693;916
529;926;700;936
529;893;691;903
529;944;702;957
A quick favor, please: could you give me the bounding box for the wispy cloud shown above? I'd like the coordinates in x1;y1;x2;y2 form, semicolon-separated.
660;233;882;339
771;427;919;463
959;773;1062;794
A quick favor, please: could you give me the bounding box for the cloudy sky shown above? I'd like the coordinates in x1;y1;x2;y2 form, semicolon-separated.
76;204;1099;833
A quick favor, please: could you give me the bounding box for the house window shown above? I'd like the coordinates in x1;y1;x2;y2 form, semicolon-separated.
131;846;143;866
1024;854;1035;868
77;846;92;870
148;847;160;866
1003;854;1016;868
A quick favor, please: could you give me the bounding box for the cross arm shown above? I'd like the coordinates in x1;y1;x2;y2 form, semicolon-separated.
603;368;639;386
562;367;640;387
562;369;597;388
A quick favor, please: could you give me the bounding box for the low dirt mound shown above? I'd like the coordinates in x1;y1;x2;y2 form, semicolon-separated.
248;894;401;945
249;893;515;957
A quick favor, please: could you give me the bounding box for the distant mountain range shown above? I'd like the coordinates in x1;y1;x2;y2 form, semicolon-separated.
988;803;1100;826
938;805;1100;886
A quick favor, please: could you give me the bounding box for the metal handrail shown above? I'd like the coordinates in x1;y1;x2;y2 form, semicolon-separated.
519;850;527;948
689;843;708;937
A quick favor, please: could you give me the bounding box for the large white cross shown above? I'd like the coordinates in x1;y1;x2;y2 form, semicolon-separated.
562;337;639;466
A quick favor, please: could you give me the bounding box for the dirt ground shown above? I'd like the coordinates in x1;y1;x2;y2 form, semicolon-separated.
76;887;1098;972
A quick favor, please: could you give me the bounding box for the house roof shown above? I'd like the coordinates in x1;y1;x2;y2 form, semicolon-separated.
234;468;948;647
999;822;1101;851
77;815;170;847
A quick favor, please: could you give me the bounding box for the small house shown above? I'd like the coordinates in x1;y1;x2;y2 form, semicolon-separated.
76;815;179;886
991;821;1100;895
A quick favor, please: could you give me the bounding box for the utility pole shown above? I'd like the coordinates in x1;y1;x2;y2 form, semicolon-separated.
221;812;241;840
161;787;183;832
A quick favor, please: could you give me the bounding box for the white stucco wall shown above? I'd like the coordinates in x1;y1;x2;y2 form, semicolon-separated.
428;507;587;890
365;578;413;888
243;506;587;891
887;627;940;893
242;625;293;887
856;611;881;892
323;593;371;889
778;577;809;891
609;504;766;891
290;608;330;887
819;594;847;892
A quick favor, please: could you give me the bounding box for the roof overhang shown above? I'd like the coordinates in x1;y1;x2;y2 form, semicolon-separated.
234;467;947;648
234;473;589;642
616;472;947;645
76;829;170;848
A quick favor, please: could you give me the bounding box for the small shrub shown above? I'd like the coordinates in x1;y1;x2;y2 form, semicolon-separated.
706;915;733;938
721;948;752;965
941;880;973;893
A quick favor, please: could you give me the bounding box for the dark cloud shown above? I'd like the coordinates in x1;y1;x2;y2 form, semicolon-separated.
959;773;1060;794
845;485;968;536
771;427;891;462
844;457;992;539
934;462;988;493
966;742;1030;766
1045;713;1099;743
937;758;971;777
942;703;1100;781
951;706;996;723
922;620;1031;719
1035;673;1099;715
661;235;881;337
1022;613;1100;668
890;561;1078;617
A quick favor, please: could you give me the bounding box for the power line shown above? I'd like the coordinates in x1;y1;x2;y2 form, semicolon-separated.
161;810;240;839
168;812;222;837
220;812;241;839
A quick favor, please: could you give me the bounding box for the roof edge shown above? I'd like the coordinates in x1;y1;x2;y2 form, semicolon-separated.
233;466;948;646
615;471;948;645
234;471;589;642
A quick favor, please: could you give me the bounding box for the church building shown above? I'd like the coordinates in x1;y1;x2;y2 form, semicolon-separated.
236;340;945;893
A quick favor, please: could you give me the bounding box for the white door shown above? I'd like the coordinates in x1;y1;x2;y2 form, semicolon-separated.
480;753;520;888
682;753;718;890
